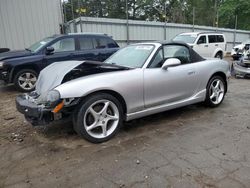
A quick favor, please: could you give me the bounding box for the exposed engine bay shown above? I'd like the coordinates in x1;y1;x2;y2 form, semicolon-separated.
62;61;130;84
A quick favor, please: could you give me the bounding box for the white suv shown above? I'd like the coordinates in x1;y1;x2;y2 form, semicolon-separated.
173;32;226;59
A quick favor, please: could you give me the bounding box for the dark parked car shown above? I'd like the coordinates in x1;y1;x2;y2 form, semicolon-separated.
0;33;119;91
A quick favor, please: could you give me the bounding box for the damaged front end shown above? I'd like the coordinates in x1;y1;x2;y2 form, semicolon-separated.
16;60;130;126
233;60;250;78
232;47;250;78
16;90;80;126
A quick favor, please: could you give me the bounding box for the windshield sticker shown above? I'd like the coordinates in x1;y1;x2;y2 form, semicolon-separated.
40;41;46;45
190;34;197;38
135;46;153;50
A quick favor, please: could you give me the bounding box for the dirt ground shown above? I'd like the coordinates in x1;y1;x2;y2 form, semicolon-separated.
1;59;250;188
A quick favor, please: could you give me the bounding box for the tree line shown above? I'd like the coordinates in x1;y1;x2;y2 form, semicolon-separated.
62;0;250;30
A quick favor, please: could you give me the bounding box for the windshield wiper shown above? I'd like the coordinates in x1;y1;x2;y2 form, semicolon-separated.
102;62;132;70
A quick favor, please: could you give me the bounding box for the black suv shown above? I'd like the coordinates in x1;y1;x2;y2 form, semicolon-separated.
0;33;119;91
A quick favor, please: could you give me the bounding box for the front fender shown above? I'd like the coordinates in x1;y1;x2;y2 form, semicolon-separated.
55;69;144;113
4;55;44;82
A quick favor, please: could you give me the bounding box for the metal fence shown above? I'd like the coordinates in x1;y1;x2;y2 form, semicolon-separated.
66;16;250;52
0;0;62;50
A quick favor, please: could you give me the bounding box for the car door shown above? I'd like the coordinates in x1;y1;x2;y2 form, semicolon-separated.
208;35;218;57
44;37;77;66
74;36;99;61
144;45;199;108
193;35;209;57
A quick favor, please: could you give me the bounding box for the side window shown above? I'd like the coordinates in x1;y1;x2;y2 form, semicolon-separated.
51;38;75;52
93;37;107;49
163;45;191;64
217;35;224;43
208;35;217;43
79;37;93;50
197;35;206;44
106;38;118;48
149;49;164;68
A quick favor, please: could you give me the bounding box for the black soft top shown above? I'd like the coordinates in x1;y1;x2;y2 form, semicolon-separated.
157;41;205;63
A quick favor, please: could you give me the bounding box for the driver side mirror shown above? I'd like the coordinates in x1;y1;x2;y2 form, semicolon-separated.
161;58;181;70
45;46;54;55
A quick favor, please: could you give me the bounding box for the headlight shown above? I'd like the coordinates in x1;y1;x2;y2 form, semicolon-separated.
46;90;60;102
0;61;4;68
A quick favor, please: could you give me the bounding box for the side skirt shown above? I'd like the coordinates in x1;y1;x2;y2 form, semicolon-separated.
126;89;206;121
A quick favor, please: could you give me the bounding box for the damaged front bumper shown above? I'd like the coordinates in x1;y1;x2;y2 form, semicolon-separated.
16;94;60;126
233;61;250;78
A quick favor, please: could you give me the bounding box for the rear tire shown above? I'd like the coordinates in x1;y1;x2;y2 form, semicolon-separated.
205;76;226;107
73;93;123;143
13;69;38;92
215;52;223;59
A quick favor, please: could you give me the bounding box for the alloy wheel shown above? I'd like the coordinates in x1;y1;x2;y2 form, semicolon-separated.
18;72;37;90
209;79;225;105
83;99;119;139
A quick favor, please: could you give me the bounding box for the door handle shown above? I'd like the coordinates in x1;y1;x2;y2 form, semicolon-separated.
188;70;195;75
204;45;208;47
215;44;218;46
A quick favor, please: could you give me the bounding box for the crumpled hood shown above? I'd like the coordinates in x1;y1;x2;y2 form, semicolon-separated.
35;60;130;100
36;60;84;95
0;50;32;61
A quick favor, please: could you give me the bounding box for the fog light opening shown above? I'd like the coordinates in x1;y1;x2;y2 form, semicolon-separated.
52;101;64;113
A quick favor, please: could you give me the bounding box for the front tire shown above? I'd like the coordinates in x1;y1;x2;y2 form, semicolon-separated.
13;69;38;92
205;76;226;107
73;93;123;143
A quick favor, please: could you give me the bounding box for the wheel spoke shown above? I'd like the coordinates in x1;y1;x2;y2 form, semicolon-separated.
215;80;220;89
215;95;219;104
89;107;99;120
102;124;107;136
28;83;34;88
100;101;110;115
107;114;118;121
18;77;26;81
219;84;224;93
26;73;31;79
210;92;215;100
86;121;99;131
211;85;215;92
30;77;37;82
21;82;27;88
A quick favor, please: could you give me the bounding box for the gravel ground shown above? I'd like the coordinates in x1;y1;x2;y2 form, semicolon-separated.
1;59;250;188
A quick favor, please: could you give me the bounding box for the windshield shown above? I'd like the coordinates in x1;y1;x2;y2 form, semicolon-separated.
104;45;154;68
27;37;54;52
173;34;197;44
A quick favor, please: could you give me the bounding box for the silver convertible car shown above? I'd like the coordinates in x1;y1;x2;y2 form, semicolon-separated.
16;41;230;143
